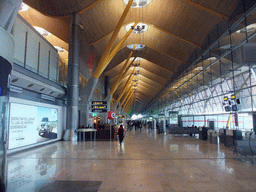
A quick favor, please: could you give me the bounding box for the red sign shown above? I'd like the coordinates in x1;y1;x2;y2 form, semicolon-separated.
108;111;115;120
87;52;95;75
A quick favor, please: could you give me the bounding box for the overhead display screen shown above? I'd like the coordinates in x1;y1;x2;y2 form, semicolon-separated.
8;103;58;149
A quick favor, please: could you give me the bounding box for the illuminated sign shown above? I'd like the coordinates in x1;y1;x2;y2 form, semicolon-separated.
231;94;236;100
224;96;228;101
91;101;107;113
92;105;107;109
92;101;107;105
91;109;107;113
92;113;98;117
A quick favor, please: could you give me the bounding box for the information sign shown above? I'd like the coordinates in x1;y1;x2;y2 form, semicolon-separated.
91;101;108;113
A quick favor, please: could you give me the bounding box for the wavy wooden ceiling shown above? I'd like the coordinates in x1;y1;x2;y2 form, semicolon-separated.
23;0;241;113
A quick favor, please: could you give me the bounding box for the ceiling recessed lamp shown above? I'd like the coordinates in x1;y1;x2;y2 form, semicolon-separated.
125;23;148;34
123;0;152;8
206;57;217;61
130;57;142;62
236;24;256;33
19;3;30;12
54;46;66;52
127;44;145;50
194;66;203;71
220;44;233;50
33;26;52;37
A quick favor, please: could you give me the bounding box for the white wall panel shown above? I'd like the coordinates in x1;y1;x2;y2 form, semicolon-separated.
12;17;26;66
26;27;39;73
39;40;49;78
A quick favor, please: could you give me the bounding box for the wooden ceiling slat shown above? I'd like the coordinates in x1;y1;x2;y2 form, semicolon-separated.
181;0;229;20
78;0;105;14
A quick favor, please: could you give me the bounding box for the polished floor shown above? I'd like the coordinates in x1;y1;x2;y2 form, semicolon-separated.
7;128;256;192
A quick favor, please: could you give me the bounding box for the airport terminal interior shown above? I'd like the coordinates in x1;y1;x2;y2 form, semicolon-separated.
2;0;256;191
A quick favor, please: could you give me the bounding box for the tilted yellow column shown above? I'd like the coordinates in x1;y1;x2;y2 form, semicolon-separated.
116;68;136;103
120;80;135;106
106;26;138;65
120;84;133;106
123;91;134;109
124;95;134;111
93;0;134;79
109;45;136;96
121;89;133;108
125;98;133;112
226;113;233;129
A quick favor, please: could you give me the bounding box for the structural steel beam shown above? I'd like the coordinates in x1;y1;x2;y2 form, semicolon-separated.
93;0;134;79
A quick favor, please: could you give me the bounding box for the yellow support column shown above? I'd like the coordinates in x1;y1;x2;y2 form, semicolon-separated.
121;90;133;109
116;69;136;104
106;27;138;65
125;98;133;112
226;113;233;129
124;95;134;112
93;0;134;79
109;46;136;96
120;82;134;107
120;85;133;106
123;91;134;109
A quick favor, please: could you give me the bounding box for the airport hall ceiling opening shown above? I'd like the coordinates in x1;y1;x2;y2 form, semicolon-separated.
20;0;256;115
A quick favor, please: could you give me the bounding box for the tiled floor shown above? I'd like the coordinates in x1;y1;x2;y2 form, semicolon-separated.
7;128;256;192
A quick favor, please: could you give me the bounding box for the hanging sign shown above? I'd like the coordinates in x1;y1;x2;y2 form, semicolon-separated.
108;111;115;120
91;101;107;113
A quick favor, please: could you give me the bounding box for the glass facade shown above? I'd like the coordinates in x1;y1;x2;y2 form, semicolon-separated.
146;4;256;133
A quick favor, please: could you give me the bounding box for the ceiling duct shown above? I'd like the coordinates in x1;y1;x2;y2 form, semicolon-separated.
41;94;55;101
10;85;23;93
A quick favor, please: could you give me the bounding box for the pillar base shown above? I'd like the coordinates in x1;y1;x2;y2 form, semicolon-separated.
63;129;77;141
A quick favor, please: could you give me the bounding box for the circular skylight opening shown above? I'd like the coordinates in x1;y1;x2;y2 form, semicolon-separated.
19;3;30;12
33;26;52;37
127;44;145;50
123;0;152;8
130;57;142;62
125;23;148;34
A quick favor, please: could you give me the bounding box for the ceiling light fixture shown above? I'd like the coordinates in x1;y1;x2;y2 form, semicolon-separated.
123;0;152;8
127;44;145;50
236;24;256;34
125;23;148;34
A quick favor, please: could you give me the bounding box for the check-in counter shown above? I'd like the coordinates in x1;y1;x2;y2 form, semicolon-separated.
78;129;97;141
211;130;218;144
207;130;212;142
218;129;226;144
225;130;243;148
199;127;208;140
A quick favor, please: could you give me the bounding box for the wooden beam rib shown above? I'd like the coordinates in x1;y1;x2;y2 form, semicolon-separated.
78;0;105;14
152;25;201;48
89;22;202;48
146;45;183;63
181;0;229;20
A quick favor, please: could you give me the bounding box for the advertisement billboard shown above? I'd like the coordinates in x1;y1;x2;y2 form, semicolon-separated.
8;103;58;149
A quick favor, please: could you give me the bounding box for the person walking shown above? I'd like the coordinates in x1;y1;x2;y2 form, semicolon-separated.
118;124;125;146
